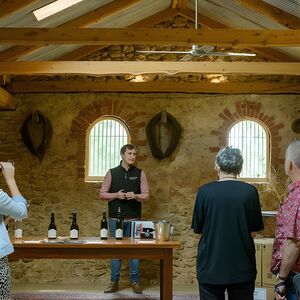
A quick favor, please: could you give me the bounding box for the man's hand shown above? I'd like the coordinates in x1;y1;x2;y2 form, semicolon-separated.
125;192;137;200
116;189;126;199
275;279;286;300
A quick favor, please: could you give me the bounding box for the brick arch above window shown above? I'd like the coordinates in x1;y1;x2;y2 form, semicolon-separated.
209;100;284;165
70;98;147;180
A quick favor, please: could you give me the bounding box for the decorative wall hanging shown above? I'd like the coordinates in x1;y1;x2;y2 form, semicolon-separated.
21;111;53;161
292;119;300;133
146;111;182;160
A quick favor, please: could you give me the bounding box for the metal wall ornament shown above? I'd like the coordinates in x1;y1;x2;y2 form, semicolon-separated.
146;111;182;160
21;111;53;161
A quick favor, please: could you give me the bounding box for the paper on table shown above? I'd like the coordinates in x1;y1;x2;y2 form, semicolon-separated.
85;241;104;244
23;240;42;244
137;240;155;244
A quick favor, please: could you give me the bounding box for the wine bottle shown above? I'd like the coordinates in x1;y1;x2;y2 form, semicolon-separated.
115;207;123;240
70;208;79;239
48;208;57;239
100;208;108;240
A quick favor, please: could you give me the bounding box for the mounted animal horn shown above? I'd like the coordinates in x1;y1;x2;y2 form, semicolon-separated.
21;111;53;161
146;111;182;160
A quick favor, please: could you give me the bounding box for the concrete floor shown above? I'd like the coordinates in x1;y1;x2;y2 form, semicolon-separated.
12;283;199;294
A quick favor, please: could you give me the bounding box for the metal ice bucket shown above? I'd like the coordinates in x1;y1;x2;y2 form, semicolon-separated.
154;221;172;241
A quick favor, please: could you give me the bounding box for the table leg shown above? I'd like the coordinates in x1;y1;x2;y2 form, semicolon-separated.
160;250;173;300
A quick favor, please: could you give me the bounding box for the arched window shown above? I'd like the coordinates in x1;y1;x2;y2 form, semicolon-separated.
85;117;130;182
228;120;269;180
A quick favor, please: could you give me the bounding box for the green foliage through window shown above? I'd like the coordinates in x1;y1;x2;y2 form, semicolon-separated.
88;118;129;178
228;120;268;179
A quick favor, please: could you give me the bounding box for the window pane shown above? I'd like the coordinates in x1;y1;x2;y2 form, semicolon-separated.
89;118;128;177
228;120;267;178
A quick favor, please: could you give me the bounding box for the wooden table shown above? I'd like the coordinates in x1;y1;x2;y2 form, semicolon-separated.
10;237;181;300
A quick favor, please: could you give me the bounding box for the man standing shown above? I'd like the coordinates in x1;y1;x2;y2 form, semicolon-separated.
271;141;300;300
100;144;149;294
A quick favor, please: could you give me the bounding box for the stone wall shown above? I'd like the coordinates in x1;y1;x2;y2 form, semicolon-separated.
1;93;299;286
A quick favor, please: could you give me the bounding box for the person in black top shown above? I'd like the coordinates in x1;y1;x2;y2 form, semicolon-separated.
192;146;264;300
100;144;149;294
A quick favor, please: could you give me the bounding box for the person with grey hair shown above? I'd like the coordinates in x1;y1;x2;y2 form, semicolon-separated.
271;141;300;300
192;146;264;300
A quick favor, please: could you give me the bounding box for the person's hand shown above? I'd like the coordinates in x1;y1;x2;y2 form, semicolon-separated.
116;189;126;199
275;279;286;300
125;192;137;200
0;161;15;183
275;292;286;300
4;216;14;226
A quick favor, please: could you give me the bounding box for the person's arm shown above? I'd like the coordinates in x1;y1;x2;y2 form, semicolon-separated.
0;162;28;219
99;170;125;201
278;238;300;277
1;161;20;196
274;238;300;299
136;170;149;202
191;188;204;234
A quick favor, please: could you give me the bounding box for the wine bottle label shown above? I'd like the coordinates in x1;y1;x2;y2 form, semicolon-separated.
70;229;79;239
48;229;57;239
101;228;108;238
116;229;123;238
15;229;22;239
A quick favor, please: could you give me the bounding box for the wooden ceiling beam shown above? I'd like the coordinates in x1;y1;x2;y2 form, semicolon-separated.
236;0;300;29
6;80;300;94
0;61;299;76
0;87;15;109
0;0;37;19
178;7;298;61
0;45;41;61
0;28;298;47
0;0;142;61
56;8;178;61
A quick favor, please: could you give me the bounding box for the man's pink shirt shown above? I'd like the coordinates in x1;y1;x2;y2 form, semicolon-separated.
271;180;300;273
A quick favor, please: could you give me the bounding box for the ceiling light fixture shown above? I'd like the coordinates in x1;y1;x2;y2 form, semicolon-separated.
33;0;84;21
129;75;149;82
